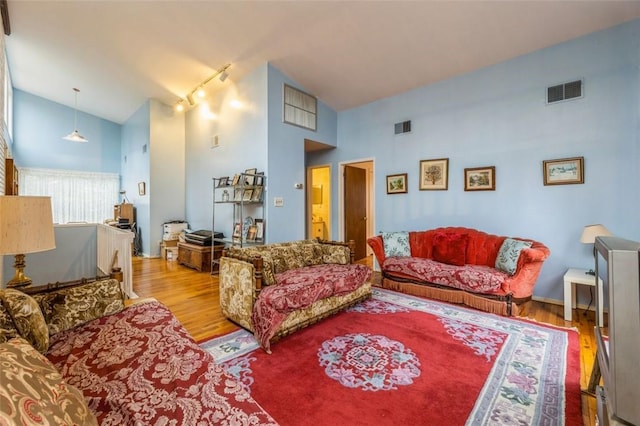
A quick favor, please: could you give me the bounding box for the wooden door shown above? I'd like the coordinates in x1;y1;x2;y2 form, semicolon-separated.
344;165;367;260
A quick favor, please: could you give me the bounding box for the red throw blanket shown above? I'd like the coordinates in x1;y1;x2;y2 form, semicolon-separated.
252;264;371;352
46;301;276;425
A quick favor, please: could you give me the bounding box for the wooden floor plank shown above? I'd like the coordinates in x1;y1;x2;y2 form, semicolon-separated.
132;255;597;425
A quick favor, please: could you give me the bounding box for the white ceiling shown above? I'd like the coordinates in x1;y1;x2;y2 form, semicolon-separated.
5;1;640;124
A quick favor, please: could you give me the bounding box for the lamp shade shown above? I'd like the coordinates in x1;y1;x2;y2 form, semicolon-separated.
0;196;56;255
580;224;612;244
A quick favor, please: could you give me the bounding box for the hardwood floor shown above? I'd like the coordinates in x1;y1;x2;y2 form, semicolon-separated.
131;255;597;425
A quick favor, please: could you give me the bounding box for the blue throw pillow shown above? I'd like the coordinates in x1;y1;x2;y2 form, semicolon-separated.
495;238;532;276
381;231;410;257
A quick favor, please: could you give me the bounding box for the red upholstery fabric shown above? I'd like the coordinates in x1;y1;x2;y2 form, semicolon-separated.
367;227;550;300
252;264;372;352
46;301;276;425
432;231;468;266
383;257;506;294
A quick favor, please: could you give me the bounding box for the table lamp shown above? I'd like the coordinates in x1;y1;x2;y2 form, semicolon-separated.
0;196;56;288
580;224;612;275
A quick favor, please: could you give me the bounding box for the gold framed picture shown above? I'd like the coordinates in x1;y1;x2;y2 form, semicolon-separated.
419;158;449;190
386;173;407;194
464;166;496;191
543;157;584;185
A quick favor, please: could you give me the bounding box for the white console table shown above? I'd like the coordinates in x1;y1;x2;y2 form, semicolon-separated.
563;267;604;324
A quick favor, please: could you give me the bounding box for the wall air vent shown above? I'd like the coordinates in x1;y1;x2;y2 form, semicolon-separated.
394;120;411;135
547;79;583;104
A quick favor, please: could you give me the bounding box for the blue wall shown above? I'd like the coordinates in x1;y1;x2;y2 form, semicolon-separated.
12;90;121;172
309;19;640;304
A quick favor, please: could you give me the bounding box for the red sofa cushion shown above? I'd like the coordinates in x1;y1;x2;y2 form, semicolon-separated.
432;231;468;266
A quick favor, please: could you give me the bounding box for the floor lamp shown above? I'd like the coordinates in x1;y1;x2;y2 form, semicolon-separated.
0;196;56;288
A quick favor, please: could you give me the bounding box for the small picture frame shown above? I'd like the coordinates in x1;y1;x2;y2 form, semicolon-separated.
251;186;263;202
419;158;449;190
234;188;243;202
231;174;241;186
232;222;242;241
243;189;253;201
245;168;257;186
464;166;496;191
255;219;264;242
255;172;264;186
217;176;229;187
138;182;146;196
246;225;258;242
543;157;584;185
386;173;408;194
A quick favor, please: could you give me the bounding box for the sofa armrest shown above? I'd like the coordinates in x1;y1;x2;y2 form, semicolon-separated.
219;256;261;331
507;244;551;298
367;236;386;268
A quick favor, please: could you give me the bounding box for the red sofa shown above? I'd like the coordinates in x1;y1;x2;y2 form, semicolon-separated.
367;227;550;316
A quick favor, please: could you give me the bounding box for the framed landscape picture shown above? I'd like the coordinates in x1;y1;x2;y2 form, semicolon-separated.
419;158;449;190
543;157;584;185
255;219;264;242
386;173;408;194
464;166;496;191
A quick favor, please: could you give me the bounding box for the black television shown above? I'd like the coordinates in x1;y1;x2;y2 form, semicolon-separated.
594;236;640;425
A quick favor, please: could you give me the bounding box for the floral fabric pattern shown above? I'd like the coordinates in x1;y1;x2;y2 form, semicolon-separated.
252;264;372;351
1;289;49;353
381;231;411;257
384;257;508;294
33;279;124;336
219;257;256;331
495;238;532;275
0;296;18;344
0;337;98;425
46;300;276;425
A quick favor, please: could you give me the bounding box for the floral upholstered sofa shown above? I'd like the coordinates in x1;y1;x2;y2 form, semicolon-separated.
220;239;372;352
0;278;275;425
368;227;550;316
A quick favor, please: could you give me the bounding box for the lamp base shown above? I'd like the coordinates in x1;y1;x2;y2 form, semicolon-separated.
6;254;33;288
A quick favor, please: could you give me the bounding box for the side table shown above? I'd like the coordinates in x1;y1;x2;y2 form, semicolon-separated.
563;267;603;324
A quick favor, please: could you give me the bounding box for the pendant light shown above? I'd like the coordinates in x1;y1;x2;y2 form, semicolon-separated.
63;88;88;142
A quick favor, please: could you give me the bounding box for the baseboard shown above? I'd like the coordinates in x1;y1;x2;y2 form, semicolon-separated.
532;295;597;312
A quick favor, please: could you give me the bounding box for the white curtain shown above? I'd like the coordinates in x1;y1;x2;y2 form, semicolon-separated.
20;168;119;224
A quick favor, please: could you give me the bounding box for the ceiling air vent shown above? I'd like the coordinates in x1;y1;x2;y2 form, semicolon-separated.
547;79;583;104
394;120;411;135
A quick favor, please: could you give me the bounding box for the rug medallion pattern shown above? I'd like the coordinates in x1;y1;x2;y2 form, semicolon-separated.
201;288;579;425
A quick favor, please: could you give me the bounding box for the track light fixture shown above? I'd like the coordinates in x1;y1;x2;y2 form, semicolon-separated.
174;63;231;112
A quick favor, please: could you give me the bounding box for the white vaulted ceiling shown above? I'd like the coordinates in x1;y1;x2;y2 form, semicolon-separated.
5;1;640;124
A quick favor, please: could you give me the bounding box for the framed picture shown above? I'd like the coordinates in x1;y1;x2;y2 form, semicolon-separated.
138;182;146;196
419;158;449;190
231;174;241;186
251;186;263;202
255;172;265;186
232;222;242;241
386;173;408;194
234;188;243;202
255;219;264;242
464;166;496;191
243;189;253;201
217;176;229;187
543;157;584;185
246;225;258;242
245;168;257;186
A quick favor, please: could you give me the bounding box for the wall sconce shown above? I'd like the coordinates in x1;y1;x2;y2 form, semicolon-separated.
175;63;231;112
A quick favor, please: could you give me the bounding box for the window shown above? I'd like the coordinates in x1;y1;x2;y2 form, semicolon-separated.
20;168;119;224
283;84;317;131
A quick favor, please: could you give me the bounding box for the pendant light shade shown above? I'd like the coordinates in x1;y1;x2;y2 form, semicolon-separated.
63;88;88;142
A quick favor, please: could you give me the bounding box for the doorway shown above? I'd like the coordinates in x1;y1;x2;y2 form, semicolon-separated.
307;165;331;241
340;159;374;262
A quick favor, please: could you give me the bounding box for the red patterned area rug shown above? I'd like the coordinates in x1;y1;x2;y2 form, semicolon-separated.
201;289;581;425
